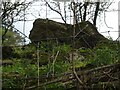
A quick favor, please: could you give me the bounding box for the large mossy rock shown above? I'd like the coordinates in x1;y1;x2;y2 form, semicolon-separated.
29;18;108;48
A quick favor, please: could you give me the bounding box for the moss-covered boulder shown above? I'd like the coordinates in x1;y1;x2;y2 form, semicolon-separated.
29;18;108;48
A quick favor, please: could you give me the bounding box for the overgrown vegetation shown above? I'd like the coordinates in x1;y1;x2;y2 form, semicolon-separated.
1;1;120;89
2;41;119;89
0;28;24;46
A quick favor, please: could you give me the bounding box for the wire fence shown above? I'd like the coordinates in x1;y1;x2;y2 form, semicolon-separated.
2;1;120;89
11;1;120;45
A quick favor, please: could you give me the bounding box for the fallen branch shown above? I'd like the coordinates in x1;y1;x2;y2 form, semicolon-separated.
25;75;74;90
73;70;87;89
3;63;120;89
78;63;120;75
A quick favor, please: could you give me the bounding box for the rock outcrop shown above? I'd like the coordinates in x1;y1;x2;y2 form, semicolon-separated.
29;18;108;48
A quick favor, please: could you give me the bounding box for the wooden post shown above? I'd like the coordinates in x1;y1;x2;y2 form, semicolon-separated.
118;1;120;88
37;42;40;90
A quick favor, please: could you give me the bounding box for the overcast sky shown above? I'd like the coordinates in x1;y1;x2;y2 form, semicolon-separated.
13;0;120;43
98;1;119;40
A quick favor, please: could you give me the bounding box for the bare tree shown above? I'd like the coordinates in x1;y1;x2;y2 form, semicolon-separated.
44;0;67;24
1;1;33;42
44;0;112;26
75;1;112;26
93;2;100;26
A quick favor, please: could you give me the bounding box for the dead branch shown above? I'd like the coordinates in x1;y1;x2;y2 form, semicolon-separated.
44;0;66;24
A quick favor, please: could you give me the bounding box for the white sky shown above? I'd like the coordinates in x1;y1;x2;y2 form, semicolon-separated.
13;0;120;43
98;1;119;40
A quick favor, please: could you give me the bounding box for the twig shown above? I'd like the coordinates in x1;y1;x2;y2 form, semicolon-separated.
83;63;120;74
52;51;59;76
25;75;74;90
73;70;87;89
103;71;119;80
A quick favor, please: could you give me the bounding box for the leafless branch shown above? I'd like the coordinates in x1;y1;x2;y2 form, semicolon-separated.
44;0;66;24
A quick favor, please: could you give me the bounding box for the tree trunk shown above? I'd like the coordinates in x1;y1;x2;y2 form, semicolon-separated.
93;2;100;26
83;2;88;21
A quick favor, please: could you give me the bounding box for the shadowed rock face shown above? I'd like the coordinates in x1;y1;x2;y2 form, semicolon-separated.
2;46;14;59
29;18;108;48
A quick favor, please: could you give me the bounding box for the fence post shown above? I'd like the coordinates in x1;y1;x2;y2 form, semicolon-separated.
118;1;120;88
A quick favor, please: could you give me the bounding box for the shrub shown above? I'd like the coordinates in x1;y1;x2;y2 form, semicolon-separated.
90;45;118;66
